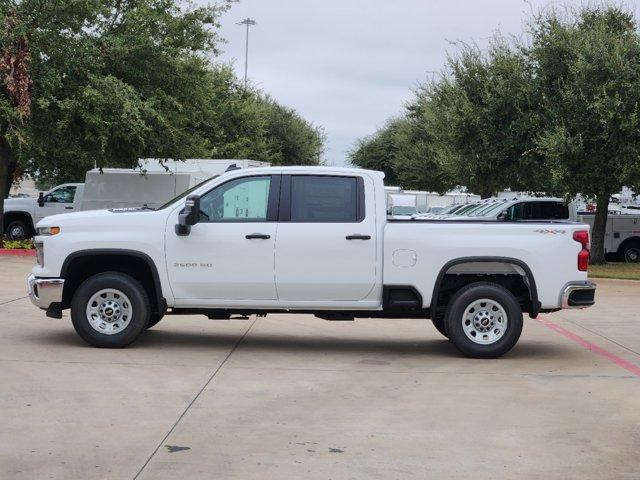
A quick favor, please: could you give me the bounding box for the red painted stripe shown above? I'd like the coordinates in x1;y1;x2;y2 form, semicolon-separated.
536;316;640;377
0;249;36;257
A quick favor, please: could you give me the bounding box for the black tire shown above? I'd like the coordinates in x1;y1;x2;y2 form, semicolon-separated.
146;314;164;329
5;219;30;240
444;282;523;359
620;243;640;263
71;272;150;348
431;314;448;338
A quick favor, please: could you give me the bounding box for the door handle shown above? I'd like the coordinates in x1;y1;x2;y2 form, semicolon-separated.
345;234;371;240
65;207;74;210
245;233;271;240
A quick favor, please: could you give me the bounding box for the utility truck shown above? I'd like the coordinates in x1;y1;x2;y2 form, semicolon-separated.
4;159;268;239
27;167;595;358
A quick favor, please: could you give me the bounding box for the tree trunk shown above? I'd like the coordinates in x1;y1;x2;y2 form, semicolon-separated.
589;192;610;265
0;135;14;243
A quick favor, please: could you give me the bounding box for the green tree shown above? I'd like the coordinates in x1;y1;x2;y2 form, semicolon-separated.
530;6;640;263
0;0;230;234
1;0;325;236
393;96;453;193
348;119;403;185
423;38;545;198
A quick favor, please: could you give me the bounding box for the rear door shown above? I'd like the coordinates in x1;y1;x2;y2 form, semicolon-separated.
274;174;377;302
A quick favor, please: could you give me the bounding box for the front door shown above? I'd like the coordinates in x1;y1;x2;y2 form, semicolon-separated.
165;174;280;303
36;185;77;223
275;174;377;302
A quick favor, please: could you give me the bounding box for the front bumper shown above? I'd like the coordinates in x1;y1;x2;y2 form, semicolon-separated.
561;281;596;309
27;274;64;310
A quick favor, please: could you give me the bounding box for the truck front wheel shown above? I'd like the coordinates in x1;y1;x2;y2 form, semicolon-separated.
444;282;523;358
71;272;150;347
5;219;30;240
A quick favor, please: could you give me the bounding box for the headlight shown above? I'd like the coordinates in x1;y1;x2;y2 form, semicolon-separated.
35;242;44;266
37;226;60;236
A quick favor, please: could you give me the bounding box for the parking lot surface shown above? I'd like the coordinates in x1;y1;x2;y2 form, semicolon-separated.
1;256;639;479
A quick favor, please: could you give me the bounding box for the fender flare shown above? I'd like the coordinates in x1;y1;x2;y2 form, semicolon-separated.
430;256;540;318
60;248;165;314
3;210;35;230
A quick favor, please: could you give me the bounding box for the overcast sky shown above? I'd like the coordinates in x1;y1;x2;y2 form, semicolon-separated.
205;0;632;166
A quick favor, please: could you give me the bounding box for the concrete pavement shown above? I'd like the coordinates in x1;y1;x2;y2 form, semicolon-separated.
1;256;638;479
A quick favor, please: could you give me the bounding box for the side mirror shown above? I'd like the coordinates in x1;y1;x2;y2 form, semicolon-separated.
175;195;201;236
37;192;45;207
497;210;508;221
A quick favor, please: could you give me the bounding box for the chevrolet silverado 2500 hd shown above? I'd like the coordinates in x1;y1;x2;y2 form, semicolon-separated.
27;167;596;358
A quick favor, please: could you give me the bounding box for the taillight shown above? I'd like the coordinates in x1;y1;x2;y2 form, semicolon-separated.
573;230;590;271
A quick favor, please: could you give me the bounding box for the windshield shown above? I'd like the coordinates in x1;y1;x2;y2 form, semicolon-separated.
157;176;217;210
454;203;484;215
475;202;509;217
439;204;462;214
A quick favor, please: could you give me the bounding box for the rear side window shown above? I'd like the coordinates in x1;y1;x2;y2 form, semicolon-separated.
508;201;569;220
290;176;360;222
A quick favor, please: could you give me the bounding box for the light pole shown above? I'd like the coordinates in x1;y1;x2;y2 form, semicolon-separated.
237;17;256;88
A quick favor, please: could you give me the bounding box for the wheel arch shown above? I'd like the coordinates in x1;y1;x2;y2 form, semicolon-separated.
430;256;540;319
617;236;640;253
60;249;166;315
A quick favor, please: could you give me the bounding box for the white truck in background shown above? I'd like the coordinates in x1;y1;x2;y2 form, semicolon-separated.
3;159;268;240
387;193;418;217
28;166;595;358
577;213;640;262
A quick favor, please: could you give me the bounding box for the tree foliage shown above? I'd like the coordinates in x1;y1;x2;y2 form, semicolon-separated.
350;4;640;263
0;0;324;232
530;6;640;262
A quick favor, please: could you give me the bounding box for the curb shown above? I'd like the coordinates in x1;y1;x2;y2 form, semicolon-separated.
0;249;36;257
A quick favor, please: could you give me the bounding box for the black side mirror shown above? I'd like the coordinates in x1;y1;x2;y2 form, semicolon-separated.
37;192;45;207
497;210;508;221
175;195;201;236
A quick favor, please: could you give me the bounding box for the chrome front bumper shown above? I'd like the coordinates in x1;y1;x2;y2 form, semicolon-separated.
27;274;64;309
561;281;596;309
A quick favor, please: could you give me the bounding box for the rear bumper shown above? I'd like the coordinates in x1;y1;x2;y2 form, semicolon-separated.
561;281;596;309
27;274;64;310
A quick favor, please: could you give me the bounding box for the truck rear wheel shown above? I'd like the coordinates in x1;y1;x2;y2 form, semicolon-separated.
444;282;523;358
71;272;150;347
621;243;640;263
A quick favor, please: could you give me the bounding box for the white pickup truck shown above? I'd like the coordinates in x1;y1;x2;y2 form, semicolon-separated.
27;167;596;358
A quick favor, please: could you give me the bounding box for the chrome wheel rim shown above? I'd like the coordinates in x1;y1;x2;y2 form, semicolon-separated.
462;298;508;345
10;225;25;239
86;289;132;335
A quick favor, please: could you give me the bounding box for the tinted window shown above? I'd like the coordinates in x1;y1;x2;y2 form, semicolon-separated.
507;201;569;220
199;176;271;222
46;186;76;203
291;176;358;222
535;202;569;220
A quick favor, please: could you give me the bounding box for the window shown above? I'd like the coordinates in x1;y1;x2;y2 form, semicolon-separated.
199;176;271;222
46;186;76;203
290;176;359;222
506;201;569;220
